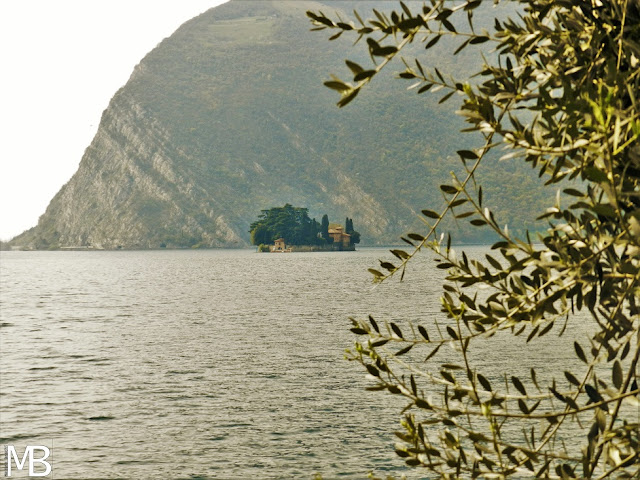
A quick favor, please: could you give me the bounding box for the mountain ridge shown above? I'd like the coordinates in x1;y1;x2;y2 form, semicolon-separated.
12;0;552;249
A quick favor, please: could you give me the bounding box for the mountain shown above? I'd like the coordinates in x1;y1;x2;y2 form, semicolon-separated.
13;0;552;249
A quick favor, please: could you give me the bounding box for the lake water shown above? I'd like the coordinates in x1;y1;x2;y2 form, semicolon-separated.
0;247;597;479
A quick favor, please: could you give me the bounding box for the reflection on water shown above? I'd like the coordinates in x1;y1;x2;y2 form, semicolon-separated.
0;248;596;478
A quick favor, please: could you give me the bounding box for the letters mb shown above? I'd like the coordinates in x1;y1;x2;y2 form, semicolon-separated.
4;446;51;477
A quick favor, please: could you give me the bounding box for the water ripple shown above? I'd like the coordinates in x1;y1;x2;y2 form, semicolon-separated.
0;248;592;479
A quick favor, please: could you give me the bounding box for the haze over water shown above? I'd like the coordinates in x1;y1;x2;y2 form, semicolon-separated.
0;248;591;478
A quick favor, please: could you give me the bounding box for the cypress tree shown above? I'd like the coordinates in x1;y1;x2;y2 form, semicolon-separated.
321;214;331;243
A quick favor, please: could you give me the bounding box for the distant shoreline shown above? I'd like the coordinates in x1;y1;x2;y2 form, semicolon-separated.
1;242;507;253
261;244;356;253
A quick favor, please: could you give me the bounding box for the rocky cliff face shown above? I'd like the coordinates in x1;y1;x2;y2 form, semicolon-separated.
28;90;393;249
28;95;246;249
13;0;551;249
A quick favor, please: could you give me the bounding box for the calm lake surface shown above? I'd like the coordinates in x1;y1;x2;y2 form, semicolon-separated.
0;247;593;479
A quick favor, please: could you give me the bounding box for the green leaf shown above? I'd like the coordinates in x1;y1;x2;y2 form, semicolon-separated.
585;384;604;404
441;369;456;383
307;11;335;27
512;376;527;395
410;374;417;395
531;368;541;391
336;22;353;31
372;46;398;57
337;87;360;107
464;0;482;11
485;254;502;270
418;325;430;341
425;35;441;49
612;360;623;389
584;166;608;183
354;70;376;82
436;262;454;269
421;209;441;219
425;343;442;362
368;268;384;277
399;71;416;79
446;326;459;340
457;149;478;160
518;399;529;414
442;363;464;370
550;387;565;402
574;342;587;363
345;60;364;74
591;203;617;218
390;249;410;260
450;199;467;207
390;322;404;339
324;80;351;92
438;91;455;104
435;8;453;21
469;36;490;44
440;184;459;194
369;315;379;333
564;371;580;387
353;9;364;26
395;449;410;458
565;396;579;410
563;188;583;197
538;321;554;337
380;261;395;271
454;38;471;55
441;19;456;32
366;364;380;377
477;373;492;391
395;344;414;356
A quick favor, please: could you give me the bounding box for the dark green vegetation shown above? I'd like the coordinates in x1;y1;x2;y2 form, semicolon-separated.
311;0;640;478
249;204;360;249
344;217;360;245
249;204;323;246
12;1;555;249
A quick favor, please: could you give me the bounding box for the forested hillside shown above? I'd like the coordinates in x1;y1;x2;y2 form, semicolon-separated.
13;1;554;249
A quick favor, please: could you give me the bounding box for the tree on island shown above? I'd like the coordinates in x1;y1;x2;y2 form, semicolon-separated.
321;214;332;244
250;204;324;246
250;206;362;249
310;1;639;478
345;217;361;246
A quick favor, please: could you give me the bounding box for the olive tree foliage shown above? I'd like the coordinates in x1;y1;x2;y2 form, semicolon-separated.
309;1;639;478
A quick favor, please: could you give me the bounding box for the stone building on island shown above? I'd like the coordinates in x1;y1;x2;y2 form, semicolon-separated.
270;238;291;252
328;226;351;248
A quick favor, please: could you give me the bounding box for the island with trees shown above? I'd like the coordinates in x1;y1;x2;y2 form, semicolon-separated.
249;204;360;252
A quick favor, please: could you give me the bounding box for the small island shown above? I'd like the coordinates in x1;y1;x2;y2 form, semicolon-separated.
249;204;360;252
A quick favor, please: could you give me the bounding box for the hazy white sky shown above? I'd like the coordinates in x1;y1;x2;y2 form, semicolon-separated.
0;1;228;241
